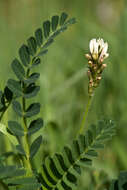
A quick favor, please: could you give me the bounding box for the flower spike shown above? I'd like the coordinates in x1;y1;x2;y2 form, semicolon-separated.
85;38;109;96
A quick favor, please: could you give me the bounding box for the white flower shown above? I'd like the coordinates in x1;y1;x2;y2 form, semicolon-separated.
99;42;109;62
89;38;109;62
89;39;99;60
97;38;105;52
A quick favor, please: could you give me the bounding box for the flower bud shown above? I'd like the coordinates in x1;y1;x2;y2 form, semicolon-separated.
102;64;107;68
97;76;101;80
85;54;92;60
88;60;93;67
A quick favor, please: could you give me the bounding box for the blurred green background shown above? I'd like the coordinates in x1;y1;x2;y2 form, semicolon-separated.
0;0;127;189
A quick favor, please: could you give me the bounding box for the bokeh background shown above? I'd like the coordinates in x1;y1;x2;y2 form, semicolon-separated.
0;0;127;189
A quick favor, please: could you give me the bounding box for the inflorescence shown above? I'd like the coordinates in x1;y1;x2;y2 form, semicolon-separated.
85;38;109;96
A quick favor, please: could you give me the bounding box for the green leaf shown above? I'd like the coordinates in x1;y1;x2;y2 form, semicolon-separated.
19;45;30;67
0;91;3;100
24;84;40;99
32;57;41;67
60;12;68;25
8;121;24;136
92;143;104;149
7;79;22;97
50;25;67;39
78;135;86;154
16;183;41;190
0;152;14;161
37;49;48;57
30;135;42;158
11;59;25;81
25;103;40;118
78;158;92;167
85;150;98;158
16;145;26;156
52;154;65;176
109;171;127;190
97;134;112;142
24;73;40;84
0;165;25;179
40;119;116;190
12;100;22;117
85;130;93;146
5;176;38;185
43;20;50;38
63;146;74;168
0;123;19;145
3;175;41;190
0;103;4;111
42;38;54;49
109;180;118;190
65;17;76;25
35;28;43;47
28;118;43;135
44;157;62;182
4;86;13;101
118;171;127;189
72;140;80;160
51;15;59;31
0;91;4;110
27;37;37;56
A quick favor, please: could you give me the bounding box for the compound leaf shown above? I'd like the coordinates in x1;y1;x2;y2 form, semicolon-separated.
39;120;116;190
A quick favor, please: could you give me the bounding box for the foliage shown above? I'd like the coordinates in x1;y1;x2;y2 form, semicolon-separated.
0;10;118;190
110;171;127;190
39;120;115;190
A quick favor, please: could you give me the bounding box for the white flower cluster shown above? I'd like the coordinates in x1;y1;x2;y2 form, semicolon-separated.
89;38;109;62
85;38;109;96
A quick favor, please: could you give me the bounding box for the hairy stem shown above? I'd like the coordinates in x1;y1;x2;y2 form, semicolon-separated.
77;96;93;136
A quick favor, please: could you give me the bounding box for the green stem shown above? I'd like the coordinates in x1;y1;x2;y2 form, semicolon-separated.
77;96;93;136
22;94;33;173
22;67;33;173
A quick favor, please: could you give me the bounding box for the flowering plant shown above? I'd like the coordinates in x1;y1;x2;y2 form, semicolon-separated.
0;14;116;190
